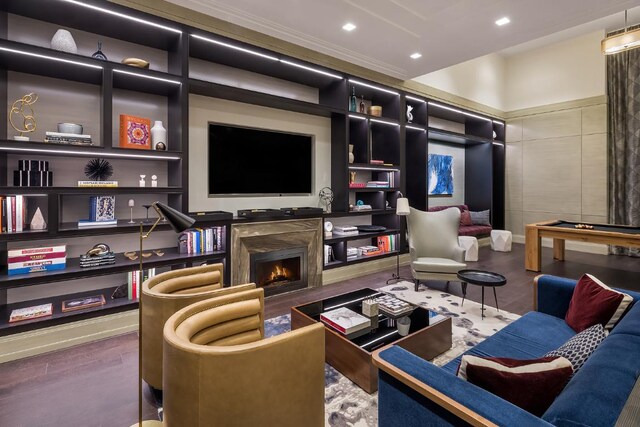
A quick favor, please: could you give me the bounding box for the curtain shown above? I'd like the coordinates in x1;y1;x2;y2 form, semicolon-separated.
607;49;640;256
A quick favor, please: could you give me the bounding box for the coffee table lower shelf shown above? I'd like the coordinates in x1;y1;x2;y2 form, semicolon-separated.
291;299;452;394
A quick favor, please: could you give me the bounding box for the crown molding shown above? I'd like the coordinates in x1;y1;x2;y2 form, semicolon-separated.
505;95;607;119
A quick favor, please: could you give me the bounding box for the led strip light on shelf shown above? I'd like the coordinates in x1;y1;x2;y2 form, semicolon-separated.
113;69;181;85
0;146;181;160
428;101;492;122
191;34;279;61
405;125;426;132
406;95;426;103
191;35;344;79
348;114;367;120
60;0;182;34
0;46;103;70
370;118;399;127
348;166;399;172
348;78;399;96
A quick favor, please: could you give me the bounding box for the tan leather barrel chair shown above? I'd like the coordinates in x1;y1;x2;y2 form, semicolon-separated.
142;263;254;390
162;288;325;427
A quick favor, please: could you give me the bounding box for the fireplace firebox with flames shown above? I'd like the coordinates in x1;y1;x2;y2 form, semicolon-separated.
250;247;308;297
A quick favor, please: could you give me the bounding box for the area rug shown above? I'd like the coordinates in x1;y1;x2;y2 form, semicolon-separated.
264;280;520;427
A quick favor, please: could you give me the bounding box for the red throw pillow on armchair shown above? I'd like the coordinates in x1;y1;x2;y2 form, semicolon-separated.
457;355;573;416
565;274;633;332
459;210;473;226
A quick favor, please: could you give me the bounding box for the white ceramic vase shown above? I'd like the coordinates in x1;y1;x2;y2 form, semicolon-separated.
151;121;167;151
51;29;77;54
348;144;355;164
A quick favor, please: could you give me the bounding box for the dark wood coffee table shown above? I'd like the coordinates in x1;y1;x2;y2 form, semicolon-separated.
291;288;452;393
457;269;507;319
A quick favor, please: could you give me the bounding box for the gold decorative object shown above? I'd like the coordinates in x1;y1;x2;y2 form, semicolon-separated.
124;251;138;260
141;252;152;258
153;250;165;257
369;105;382;117
349;171;357;184
121;57;150;69
9;92;38;141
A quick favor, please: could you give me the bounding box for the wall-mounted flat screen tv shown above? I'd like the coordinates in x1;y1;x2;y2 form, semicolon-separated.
208;123;313;196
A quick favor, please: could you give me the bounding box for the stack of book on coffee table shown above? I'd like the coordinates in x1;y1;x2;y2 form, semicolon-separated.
320;306;371;339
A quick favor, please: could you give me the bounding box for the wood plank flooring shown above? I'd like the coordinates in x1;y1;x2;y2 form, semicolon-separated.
1;243;638;427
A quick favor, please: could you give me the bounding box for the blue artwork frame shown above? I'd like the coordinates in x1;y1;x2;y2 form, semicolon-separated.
428;154;454;195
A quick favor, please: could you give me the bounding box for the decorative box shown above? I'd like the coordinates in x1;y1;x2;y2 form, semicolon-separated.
119;114;151;150
18;160;49;171
90;195;116;221
362;299;379;317
13;170;53;187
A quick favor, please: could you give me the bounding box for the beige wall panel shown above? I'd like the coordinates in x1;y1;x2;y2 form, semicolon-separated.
582;104;607;135
506;119;523;142
581;133;608;217
505;141;523;211
523;211;582;226
581;215;608;224
523;136;582;214
505;210;524;236
522;109;581;141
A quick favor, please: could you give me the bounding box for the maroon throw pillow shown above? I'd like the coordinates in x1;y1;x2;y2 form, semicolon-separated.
565;274;633;332
457;355;572;416
460;210;473;226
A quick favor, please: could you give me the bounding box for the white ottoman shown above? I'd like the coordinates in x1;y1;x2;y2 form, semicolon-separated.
458;236;479;262
491;230;512;252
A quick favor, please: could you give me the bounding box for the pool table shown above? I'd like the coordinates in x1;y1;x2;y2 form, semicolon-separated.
525;220;640;271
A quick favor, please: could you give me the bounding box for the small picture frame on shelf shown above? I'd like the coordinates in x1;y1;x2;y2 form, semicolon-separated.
61;295;106;312
119;115;151;150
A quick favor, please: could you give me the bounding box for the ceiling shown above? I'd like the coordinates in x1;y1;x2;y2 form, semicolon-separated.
167;0;640;80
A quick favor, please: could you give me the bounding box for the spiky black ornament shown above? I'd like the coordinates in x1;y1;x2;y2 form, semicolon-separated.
84;158;113;181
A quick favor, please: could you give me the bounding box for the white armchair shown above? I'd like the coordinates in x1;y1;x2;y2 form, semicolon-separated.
406;207;467;291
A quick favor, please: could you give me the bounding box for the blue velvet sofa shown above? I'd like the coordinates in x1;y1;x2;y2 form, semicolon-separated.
373;275;640;426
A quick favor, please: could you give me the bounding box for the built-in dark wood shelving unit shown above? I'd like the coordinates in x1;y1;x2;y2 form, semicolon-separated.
0;0;505;336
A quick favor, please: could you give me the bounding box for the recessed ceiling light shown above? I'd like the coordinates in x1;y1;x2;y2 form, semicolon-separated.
495;17;510;26
410;52;422;59
342;22;356;32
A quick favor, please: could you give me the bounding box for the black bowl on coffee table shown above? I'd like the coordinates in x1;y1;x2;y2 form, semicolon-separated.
456;269;507;319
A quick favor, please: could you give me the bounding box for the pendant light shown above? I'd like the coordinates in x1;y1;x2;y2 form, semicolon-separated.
602;10;640;55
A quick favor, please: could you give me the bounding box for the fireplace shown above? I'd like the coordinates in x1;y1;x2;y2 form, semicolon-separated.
250;247;308;297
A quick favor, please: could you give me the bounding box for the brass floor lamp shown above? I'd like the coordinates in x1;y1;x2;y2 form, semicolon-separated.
386;196;412;284
132;202;195;427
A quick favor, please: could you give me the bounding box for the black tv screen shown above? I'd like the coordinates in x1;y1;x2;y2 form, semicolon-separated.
208;124;313;196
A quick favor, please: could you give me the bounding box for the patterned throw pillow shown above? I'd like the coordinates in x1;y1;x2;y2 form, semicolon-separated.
457;355;573;416
565;274;633;332
470;209;491;225
544;323;607;375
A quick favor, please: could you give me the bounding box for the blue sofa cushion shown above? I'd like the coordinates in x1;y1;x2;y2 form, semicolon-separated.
544;323;607;375
610;301;640;338
443;312;576;375
543;333;640;427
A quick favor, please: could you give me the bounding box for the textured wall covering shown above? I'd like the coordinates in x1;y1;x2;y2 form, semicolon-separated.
505;100;607;239
607;51;640;257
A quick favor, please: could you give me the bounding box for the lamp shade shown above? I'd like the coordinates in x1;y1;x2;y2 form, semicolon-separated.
153;202;195;232
396;198;410;216
602;27;640;54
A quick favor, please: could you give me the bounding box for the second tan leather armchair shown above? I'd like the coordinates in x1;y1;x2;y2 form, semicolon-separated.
162;288;325;427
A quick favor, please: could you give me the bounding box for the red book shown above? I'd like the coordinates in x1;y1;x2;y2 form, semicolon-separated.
8;251;66;264
11;196;16;233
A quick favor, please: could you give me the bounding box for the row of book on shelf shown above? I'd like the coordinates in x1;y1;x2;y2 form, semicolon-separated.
127;268;156;300
0;195;29;233
324;234;398;264
348;171;396;189
178;226;225;254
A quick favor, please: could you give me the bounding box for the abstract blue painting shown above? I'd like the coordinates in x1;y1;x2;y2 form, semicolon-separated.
428;154;454;195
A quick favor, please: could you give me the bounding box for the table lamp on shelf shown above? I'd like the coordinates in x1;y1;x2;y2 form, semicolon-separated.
387;195;412;284
132;201;195;427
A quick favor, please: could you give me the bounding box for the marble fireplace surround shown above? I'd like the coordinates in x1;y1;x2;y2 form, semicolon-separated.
231;218;323;289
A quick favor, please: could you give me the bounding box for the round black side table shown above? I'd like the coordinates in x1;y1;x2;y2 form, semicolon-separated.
456;269;507;319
